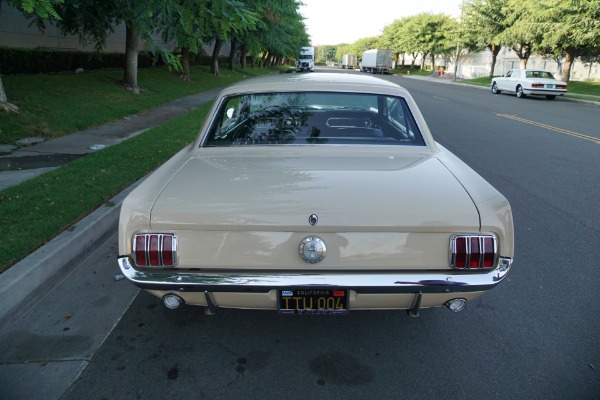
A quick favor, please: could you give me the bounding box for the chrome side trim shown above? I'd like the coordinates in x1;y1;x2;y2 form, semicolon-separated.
118;257;512;294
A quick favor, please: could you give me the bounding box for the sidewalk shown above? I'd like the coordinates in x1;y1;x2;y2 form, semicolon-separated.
0;87;224;190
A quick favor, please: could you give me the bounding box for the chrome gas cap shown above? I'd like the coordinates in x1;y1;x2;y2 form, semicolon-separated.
299;236;326;264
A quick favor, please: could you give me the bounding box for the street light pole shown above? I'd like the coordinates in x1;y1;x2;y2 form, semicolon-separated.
453;0;466;82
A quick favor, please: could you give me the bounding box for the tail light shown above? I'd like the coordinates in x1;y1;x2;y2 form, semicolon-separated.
531;83;544;88
556;84;567;89
450;234;497;270
133;233;178;267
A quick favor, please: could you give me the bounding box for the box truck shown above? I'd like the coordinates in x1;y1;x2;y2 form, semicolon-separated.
341;54;357;69
360;49;393;74
297;46;314;72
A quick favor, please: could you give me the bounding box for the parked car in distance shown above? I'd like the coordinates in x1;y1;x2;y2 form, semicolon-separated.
117;73;514;317
491;69;567;100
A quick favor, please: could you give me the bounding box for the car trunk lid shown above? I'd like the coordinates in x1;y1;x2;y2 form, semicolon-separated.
149;151;480;270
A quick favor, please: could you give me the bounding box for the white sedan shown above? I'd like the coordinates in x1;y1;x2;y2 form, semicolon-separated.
491;69;567;100
117;73;514;317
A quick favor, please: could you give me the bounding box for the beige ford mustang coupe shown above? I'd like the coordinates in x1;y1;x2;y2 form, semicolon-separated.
117;72;514;316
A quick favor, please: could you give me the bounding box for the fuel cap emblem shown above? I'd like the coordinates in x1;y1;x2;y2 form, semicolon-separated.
299;236;326;264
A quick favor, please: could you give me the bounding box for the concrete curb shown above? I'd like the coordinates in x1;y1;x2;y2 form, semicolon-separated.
0;179;141;326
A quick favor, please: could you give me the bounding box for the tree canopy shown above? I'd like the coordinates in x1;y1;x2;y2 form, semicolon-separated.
4;0;600;85
6;0;308;90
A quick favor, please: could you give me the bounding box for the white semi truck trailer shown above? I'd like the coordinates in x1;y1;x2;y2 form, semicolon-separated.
341;54;358;69
360;49;393;74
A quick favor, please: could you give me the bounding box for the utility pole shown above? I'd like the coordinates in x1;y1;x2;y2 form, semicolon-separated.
453;0;466;82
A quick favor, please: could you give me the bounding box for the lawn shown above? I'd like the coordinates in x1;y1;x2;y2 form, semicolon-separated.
0;65;274;145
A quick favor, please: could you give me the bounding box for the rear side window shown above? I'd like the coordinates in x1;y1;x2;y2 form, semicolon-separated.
203;92;425;147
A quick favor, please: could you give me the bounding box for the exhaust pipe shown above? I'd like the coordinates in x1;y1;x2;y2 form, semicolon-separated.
445;298;467;313
163;294;184;310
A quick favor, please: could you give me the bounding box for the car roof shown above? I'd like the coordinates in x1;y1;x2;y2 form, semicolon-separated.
219;72;408;96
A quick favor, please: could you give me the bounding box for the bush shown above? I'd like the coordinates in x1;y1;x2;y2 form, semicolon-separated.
0;47;163;75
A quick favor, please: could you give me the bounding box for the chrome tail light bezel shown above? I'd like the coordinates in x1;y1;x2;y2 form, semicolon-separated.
449;234;498;270
132;233;178;268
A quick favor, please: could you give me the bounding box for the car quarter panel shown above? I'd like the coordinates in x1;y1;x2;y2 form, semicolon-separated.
118;144;195;255
435;143;514;258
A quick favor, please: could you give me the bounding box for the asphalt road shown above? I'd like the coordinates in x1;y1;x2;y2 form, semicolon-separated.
60;69;600;399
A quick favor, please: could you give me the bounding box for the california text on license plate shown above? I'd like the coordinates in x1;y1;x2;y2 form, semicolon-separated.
278;289;348;315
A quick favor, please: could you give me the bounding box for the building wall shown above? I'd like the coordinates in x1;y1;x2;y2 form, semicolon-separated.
399;49;598;81
0;5;231;56
447;47;600;81
0;6;127;52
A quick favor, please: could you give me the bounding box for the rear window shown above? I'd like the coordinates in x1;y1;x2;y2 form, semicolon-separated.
525;71;556;79
202;92;425;147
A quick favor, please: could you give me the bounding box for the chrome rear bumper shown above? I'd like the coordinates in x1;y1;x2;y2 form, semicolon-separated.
117;257;512;294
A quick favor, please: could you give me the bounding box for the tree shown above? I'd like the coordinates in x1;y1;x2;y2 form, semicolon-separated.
246;1;308;69
497;0;546;69
53;0;170;93
158;0;211;80
335;43;356;61
1;0;63;112
202;0;260;76
462;0;509;77
354;36;382;60
402;13;454;71
316;45;337;63
393;16;421;70
531;0;600;82
381;19;407;67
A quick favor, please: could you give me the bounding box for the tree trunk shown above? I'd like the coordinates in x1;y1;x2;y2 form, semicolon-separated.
410;54;416;70
488;44;501;77
0;73;20;113
562;48;576;83
430;54;436;73
240;44;247;70
123;22;139;93
211;38;222;75
261;52;268;67
512;42;531;69
420;52;429;70
228;38;237;71
181;47;191;80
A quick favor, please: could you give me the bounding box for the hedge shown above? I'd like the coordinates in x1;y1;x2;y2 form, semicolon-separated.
0;48;223;75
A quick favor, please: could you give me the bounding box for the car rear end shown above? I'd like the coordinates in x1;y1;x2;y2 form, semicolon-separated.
117;73;514;316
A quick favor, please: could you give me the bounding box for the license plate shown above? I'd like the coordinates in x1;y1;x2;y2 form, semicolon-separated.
546;84;554;88
278;289;348;315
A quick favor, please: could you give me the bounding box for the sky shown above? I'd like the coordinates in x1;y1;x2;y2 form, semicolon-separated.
299;0;462;46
